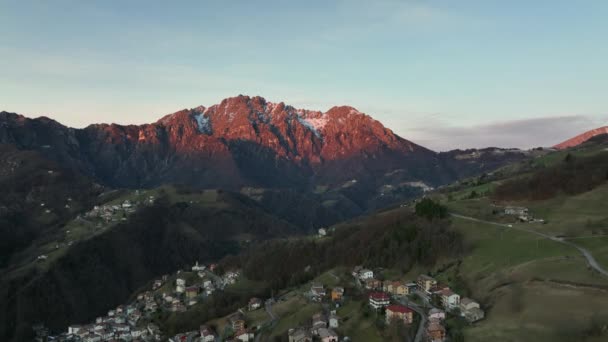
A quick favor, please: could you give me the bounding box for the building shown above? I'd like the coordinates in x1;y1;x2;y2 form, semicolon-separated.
248;297;263;311
460;298;480;312
384;281;409;296
310;284;326;301
288;328;312;342
417;275;437;294
185;286;199;299
329;313;339;328
318;228;327;236
312;312;328;334
365;278;382;290
359;269;374;280
464;307;485;322
460;298;485;322
385;305;414;324
439;289;460;310
331;287;344;301
428;308;446;322
192;261;206;272
426;322;446;342
235;329;254;341
229;312;246;331
368;292;390;309
318;328;338;342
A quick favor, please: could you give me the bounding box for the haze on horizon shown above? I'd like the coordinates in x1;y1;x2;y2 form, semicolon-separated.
1;0;607;151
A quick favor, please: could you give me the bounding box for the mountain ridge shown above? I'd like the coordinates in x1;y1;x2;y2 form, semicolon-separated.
554;125;608;149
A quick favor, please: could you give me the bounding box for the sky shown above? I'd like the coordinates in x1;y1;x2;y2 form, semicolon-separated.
1;0;607;151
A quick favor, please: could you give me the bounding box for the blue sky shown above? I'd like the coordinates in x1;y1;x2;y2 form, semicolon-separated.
1;0;607;150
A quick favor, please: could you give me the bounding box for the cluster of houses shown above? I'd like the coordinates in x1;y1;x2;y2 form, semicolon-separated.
288;310;340;342
48;262;239;342
55;304;161;342
417;274;485;321
84;200;139;224
169;319;254;342
501;205;544;223
287;284;346;341
169;294;265;342
351;266;485;342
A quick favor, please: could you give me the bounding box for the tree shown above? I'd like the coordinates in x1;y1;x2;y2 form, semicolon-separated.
415;198;448;220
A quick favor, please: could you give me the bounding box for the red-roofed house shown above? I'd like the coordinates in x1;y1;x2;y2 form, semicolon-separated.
386;305;414;324
368;292;390;309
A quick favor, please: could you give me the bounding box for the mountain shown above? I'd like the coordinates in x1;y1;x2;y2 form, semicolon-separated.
554;126;608;149
0;95;528;202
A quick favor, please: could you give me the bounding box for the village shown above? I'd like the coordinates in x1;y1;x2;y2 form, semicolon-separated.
45;261;241;342
42;256;485;342
169;265;485;342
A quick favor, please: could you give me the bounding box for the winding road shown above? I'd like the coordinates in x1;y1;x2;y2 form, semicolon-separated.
451;213;608;277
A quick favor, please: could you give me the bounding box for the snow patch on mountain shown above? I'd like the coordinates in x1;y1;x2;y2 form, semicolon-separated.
194;113;212;134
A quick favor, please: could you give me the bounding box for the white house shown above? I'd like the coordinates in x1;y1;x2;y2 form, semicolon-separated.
359;269;374;280
318;228;327;236
440;289;460;310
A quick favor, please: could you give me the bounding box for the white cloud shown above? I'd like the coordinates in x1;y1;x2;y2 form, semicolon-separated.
404;115;608;151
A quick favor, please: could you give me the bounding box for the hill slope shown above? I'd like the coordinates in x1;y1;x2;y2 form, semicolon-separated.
554;126;608;149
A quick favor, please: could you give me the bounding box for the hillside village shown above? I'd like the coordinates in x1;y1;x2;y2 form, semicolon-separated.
43;262;241;342
39;256;486;342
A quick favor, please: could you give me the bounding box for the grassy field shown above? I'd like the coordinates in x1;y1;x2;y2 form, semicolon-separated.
336;300;384;342
268;295;321;339
447;199;608;341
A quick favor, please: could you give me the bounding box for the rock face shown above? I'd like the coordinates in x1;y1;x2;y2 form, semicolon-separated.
0;95;442;189
554;126;608;150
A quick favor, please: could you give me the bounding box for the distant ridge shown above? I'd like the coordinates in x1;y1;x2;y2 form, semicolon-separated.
554;126;608;149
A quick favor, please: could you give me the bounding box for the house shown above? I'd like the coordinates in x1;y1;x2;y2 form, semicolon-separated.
229;312;246;331
312;312;328;333
67;325;84;335
426;322;446;342
248;297;263;311
131;327;147;338
385;305;414;324
504;206;528;216
329;312;339;328
383;281;409;296
235;329;254;341
318;228;327;236
192;261;206;272
185;286;199;299
368;292;390;309
331;287;344;301
365;278;382;290
417;275;437;294
464;307;485;322
428;308;446;322
310;284;326;301
288;328;312;342
200;325;216;342
318;328;338;342
176;278;186;287
82;333;102;342
460;298;485;322
439;289;460;310
460;297;480;312
358;269;374;280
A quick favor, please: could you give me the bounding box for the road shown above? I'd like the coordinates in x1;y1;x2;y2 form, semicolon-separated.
451;213;608;277
254;299;278;342
395;296;428;342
